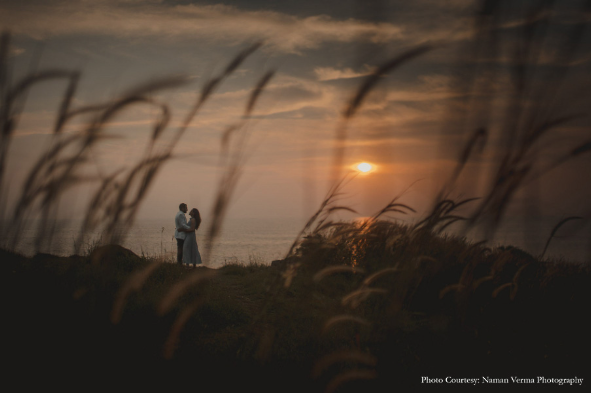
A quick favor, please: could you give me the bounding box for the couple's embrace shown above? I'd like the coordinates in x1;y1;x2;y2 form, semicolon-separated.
175;203;202;267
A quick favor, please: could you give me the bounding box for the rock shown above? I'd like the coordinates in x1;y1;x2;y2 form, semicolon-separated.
271;256;298;268
89;244;140;265
271;259;287;268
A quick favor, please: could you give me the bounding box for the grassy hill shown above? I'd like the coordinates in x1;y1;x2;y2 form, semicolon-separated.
2;220;589;391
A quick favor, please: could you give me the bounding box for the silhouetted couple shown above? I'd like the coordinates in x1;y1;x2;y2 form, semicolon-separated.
175;203;202;267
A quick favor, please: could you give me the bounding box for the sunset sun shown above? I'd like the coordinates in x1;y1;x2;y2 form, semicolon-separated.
356;162;373;173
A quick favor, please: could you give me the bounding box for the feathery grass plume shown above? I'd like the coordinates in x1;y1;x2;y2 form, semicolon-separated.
284;172;356;262
540;216;583;259
254;325;275;362
330;45;432;185
204;70;275;263
492;282;513;298
455;253;485;294
157;268;216;316
162;297;206;360
370;179;421;224
312;350;377;378
413;197;479;236
443;252;486;314
3;60;186;251
508;261;532;300
2;73;94;249
437;128;488;204
437;0;591;241
170;42;262;147
110;260;163;324
362;267;400;286
14;42;261;255
372;201;416;222
281;261;301;288
439;283;465;299
343;45;432;120
313;265;365;282
322;315;371;333
0;32;8;98
341;288;388;309
472;275;494;291
325;369;377;393
313;221;350;234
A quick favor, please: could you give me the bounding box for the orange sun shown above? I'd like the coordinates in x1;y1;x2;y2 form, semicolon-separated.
356;162;373;173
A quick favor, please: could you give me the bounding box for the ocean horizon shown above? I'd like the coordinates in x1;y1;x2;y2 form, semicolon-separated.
4;215;589;267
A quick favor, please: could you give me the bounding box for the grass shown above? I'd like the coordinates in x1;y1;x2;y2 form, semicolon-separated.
2;220;589;391
2;0;591;391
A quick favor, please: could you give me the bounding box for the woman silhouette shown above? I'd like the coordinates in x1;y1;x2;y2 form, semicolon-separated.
181;208;202;267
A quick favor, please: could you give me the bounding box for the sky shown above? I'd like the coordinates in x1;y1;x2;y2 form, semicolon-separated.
1;0;590;253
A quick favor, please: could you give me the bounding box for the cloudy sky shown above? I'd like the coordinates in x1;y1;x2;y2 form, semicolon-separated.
1;0;590;244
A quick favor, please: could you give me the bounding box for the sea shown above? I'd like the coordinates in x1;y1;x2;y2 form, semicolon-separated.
4;216;589;267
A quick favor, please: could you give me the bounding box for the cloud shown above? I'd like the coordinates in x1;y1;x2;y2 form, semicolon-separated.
0;0;407;53
314;65;375;81
193;74;337;120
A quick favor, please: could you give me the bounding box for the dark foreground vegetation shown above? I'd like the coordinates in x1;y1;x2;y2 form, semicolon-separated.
2;1;591;390
3;220;589;392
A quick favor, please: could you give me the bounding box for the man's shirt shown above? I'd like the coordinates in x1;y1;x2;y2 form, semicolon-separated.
175;211;190;240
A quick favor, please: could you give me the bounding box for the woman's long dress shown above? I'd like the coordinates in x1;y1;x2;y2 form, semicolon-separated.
182;218;202;266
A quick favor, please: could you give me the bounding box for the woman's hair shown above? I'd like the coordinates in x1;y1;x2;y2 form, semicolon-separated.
190;208;202;230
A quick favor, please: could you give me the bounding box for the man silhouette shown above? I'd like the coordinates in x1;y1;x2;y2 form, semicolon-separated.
175;203;190;265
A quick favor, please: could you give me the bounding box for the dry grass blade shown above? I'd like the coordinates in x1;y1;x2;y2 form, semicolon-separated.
0;66;80;217
571;140;591;156
220;124;241;153
158;269;216;315
444;0;591;239
7;70;76;104
540;216;583;259
162;297;205;360
312;350;377;378
371;181;419;221
325;369;377;393
111;261;162;324
0;31;8;96
437;216;467;233
222;42;262;77
79;152;174;246
244;70;275;118
523;115;580;151
538;139;591;177
325;206;358;215
88;91;176;139
74;170;124;253
313;265;365;282
53;71;80;134
323;315;371;333
343;45;432;119
203;69;275;262
149;101;171;143
120;75;189;100
284;173;354;259
331;46;430;183
441;128;488;199
175;42;262;143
